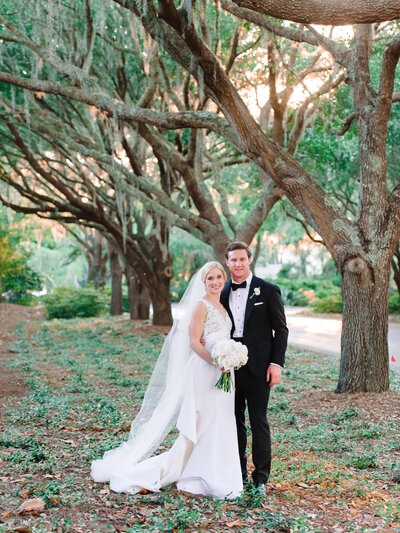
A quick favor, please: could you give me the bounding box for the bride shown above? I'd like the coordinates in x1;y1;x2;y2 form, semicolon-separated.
91;261;243;499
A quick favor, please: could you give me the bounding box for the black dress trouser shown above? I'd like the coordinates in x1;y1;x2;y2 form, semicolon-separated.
234;366;271;484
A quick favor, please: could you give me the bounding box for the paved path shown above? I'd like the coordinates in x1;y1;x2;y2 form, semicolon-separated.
286;307;400;371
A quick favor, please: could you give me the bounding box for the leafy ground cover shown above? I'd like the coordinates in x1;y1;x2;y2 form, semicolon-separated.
0;306;399;532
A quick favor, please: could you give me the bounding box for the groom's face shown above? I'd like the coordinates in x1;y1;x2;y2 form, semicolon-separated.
226;249;251;283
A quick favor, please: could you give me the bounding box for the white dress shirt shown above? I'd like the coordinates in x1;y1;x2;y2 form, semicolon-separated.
229;272;253;338
229;272;281;369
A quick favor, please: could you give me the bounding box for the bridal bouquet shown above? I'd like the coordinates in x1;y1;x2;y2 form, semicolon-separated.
212;339;248;392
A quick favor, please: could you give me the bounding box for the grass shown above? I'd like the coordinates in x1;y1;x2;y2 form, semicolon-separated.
0;315;399;532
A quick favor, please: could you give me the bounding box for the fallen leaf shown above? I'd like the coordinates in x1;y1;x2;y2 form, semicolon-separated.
14;528;32;533
60;439;77;446
19;489;32;498
226;519;242;527
1;510;13;518
137;507;152;516
107;511;128;521
297;482;310;488
58;426;80;432
16;497;45;514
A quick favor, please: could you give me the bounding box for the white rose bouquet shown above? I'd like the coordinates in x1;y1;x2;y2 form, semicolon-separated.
211;339;248;392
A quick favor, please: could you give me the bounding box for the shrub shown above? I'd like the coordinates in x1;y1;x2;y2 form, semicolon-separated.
279;284;311;306
277;277;318;306
389;293;400;314
312;288;343;313
43;286;108;319
313;288;399;314
314;279;341;299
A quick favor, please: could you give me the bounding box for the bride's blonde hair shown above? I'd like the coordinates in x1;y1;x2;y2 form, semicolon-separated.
201;261;227;283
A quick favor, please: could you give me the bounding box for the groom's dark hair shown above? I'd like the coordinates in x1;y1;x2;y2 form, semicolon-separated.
225;241;252;259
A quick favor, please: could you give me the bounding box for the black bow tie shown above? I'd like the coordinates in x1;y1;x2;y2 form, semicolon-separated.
231;281;247;291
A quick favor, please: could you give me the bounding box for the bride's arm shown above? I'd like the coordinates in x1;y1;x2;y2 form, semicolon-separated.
189;302;214;365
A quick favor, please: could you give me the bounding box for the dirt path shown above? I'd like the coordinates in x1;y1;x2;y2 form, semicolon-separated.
0;303;44;406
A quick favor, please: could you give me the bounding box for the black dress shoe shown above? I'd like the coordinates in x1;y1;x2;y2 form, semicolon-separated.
253;482;266;495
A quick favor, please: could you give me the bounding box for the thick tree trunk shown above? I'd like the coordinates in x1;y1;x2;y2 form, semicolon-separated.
145;218;173;326
337;257;390;392
125;264;150;320
108;240;123;316
149;275;173;326
88;239;107;289
93;242;105;288
392;245;400;297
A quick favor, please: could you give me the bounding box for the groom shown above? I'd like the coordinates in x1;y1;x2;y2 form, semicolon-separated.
220;241;288;491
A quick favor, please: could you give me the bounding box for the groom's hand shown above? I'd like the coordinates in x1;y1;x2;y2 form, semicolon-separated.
266;364;281;387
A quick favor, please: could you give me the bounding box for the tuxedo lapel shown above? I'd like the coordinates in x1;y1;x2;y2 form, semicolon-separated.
220;281;234;325
244;276;258;327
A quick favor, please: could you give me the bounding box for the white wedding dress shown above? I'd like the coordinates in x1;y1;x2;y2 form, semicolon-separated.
91;299;243;499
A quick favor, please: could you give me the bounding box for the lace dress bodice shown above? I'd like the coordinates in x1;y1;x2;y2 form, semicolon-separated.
199;299;232;352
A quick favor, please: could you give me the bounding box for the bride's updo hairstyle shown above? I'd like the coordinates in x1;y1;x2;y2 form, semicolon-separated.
201;261;227;283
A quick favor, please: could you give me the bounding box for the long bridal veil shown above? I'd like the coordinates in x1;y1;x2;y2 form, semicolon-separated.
91;263;212;482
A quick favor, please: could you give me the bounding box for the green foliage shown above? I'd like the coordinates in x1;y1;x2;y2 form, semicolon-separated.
329;404;359;424
389;293;400;313
391;466;400;484
169;229;213;301
275;258;346;313
1;317;398;531
276;260;342;311
278;280;312;306
351;453;377;470
43;286;108;319
312;288;343;314
0;210;42;302
29;239;89;289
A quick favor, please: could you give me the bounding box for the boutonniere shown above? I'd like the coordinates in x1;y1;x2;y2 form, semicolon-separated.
249;287;261;300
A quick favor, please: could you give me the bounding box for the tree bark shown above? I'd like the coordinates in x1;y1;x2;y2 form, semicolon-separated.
331;25;399;392
338;256;390;392
91;239;107;289
145;224;174;326
149;276;173;326
108;239;123;316
392;245;400;297
125;264;150;320
229;0;400;25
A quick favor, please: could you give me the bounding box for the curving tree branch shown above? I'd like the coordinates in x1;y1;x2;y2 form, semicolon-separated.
0;72;237;143
230;0;400;25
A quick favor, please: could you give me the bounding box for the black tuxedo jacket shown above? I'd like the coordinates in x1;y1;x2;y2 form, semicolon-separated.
220;275;288;377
